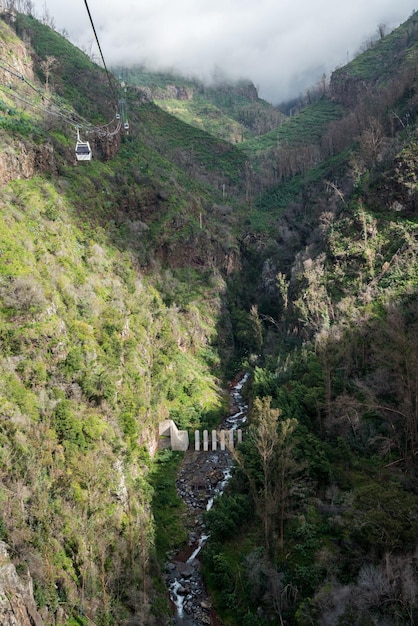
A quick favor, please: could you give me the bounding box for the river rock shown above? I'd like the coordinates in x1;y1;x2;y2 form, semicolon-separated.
200;600;212;609
167;374;249;625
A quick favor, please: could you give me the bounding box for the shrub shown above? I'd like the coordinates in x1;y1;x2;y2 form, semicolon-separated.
349;482;418;555
205;493;252;541
0;276;46;312
52;400;86;449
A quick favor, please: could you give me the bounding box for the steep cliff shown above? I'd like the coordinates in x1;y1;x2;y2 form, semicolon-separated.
0;542;44;626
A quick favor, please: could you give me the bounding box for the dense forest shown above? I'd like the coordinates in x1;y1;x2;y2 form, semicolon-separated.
0;5;417;626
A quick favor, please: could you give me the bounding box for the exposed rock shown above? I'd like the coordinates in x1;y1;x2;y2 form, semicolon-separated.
0;541;44;626
0;137;35;186
141;84;195;102
329;70;369;108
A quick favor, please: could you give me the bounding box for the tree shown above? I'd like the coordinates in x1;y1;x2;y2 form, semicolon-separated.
252;396;280;559
249;304;263;353
350;483;418;557
369;304;418;464
359;117;383;167
237;397;299;560
40;56;58;97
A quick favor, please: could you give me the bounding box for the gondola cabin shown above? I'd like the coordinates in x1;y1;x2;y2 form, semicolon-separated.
75;141;92;161
75;127;92;161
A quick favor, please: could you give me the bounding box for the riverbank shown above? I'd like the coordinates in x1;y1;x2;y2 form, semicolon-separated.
165;450;232;625
165;373;249;625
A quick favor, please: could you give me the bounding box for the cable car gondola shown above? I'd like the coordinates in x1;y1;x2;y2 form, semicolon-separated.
75;126;92;161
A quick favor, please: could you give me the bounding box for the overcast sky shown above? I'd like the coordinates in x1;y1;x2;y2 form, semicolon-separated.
33;0;417;104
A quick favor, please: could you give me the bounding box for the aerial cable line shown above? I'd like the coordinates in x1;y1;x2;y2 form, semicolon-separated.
0;5;124;158
82;0;129;132
0;83;73;122
0;76;83;127
0;81;122;137
0;75;86;129
82;0;118;105
1;10;123;132
0;60;86;123
0;80;123;144
0;59;120;136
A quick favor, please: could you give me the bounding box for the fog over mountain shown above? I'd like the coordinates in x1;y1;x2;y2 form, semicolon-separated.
34;0;417;103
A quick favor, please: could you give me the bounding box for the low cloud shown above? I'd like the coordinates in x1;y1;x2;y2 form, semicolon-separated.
35;0;417;103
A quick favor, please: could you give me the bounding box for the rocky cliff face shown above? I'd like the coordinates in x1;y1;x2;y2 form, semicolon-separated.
204;81;259;103
0;541;44;626
0;135;56;186
329;69;369;108
141;84;195;101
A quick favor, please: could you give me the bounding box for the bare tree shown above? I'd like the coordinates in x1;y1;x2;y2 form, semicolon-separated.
359;117;384;167
41;1;55;28
40;55;58;96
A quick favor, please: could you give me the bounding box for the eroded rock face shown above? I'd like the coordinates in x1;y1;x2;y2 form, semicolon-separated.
0;136;58;187
0;541;44;626
0;138;35;185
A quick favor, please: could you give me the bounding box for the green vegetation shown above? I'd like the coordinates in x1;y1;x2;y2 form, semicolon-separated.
333;10;418;82
197;13;418;623
0;7;418;626
135;101;247;182
149;450;188;561
0;105;41;136
114;64;198;91
119;64;284;143
240;99;344;154
154;97;250;143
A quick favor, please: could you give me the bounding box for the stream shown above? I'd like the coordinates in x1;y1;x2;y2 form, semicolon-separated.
165;373;249;626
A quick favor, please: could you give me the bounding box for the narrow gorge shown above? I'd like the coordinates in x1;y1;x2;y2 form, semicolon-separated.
166;374;249;626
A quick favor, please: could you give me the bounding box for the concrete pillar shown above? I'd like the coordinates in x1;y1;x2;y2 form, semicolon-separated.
229;430;234;449
203;430;208;451
212;430;217;451
195;430;200;451
220;430;226;451
237;429;242;444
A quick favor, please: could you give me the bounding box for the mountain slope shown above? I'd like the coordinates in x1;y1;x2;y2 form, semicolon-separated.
200;11;418;626
0;11;240;626
1;7;418;626
117;64;285;142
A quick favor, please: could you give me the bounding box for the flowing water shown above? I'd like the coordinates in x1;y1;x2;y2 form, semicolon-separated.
165;373;248;625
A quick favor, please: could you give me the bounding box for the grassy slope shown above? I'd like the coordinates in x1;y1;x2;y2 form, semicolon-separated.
239;99;345;154
154;97;250;143
134;101;247;184
333;10;418;82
